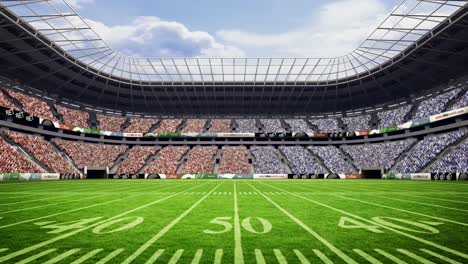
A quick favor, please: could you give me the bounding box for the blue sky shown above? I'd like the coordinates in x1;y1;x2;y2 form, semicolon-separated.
68;0;402;57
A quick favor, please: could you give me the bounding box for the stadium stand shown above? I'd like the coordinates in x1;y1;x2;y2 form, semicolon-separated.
391;130;467;173
235;119;258;133
96;114;127;132
259;119;286;133
449;89;468;110
341;139;416;171
218;146;250;174
53;139;128;169
308;146;356;173
308;118;342;133
124;117;159;133
0;90;19;111
251;146;288;174
429;141;468;173
181;119;207;133
414;88;461;119
4;88;58;122
181;146;217;174
115;146;161;174
377;105;412;128
279;146;327;174
0;135;44;173
55;104;90;128
342;115;372;131
284;119;313;133
209;119;232;133
4;131;79;173
153;119;183;133
143;146;189;174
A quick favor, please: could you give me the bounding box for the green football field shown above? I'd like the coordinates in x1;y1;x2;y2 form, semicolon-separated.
0;180;467;264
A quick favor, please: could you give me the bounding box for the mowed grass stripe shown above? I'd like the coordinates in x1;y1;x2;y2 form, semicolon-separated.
263;182;468;260
247;183;359;264
0;182;207;263
0;182;191;229
121;183;221;264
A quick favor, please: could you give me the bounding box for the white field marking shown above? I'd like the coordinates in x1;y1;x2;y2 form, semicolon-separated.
274;249;288;264
96;248;124;264
294;249;311;264
70;249;103;264
313;249;334;264
234;182;244;264
0;194;109;215
121;184;221;264
0;249;7;254
43;248;81;264
214;249;224;264
353;249;383;264
0;183;206;263
190;249;203;264
265;183;468;260
420;249;462;264
0;182;190;229
168;249;184;264
0;193;78;206
374;249;407;264
248;184;358;264
397;249;435;264
16;249;57;264
255;249;266;264
144;249;165;264
331;194;468;227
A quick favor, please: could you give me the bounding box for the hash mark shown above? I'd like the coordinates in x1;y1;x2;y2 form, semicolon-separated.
70;249;103;264
293;249;311;264
43;248;81;264
397;249;435;264
419;249;462;264
190;249;203;264
168;249;184;264
145;249;165;264
96;249;124;264
255;249;266;264
353;249;382;264
16;249;57;264
274;249;288;264
214;249;223;264
374;249;406;264
313;249;334;264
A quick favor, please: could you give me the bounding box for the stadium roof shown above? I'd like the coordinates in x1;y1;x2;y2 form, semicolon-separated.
0;0;467;114
0;0;466;85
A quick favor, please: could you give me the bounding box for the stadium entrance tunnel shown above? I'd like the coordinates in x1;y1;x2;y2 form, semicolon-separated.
86;167;108;179
361;167;383;179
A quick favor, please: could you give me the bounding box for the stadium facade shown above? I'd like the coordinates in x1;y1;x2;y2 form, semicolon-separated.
0;0;466;180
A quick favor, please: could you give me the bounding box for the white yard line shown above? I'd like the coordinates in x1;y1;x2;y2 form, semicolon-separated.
190;249;203;264
397;249;435;264
353;249;383;264
43;248;81;264
254;249;266;264
374;249;406;264
233;182;244;264
144;249;165;264
96;249;125;264
167;249;184;264
70;249;104;264
419;249;462;264
294;249;311;264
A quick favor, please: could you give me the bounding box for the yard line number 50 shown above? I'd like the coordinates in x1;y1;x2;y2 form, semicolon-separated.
204;217;272;235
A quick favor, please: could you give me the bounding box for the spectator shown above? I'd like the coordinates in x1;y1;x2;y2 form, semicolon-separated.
342;115;371;131
308;146;356;173
429;141;468;173
251;146;288;174
143;146;189;174
280;146;327;174
414;88;461;119
449;90;468;111
124;118;158;133
209;119;232;133
377;105;412;128
153;119;182;133
284;119;313;133
309;119;342;133
97;114;127;132
115;146;160;174
181;119;207;133
218;146;250;174
55;104;90;128
259;119;285;133
0;136;44;173
181;146;217;173
4;88;58;122
235;119;258;133
0;90;19;111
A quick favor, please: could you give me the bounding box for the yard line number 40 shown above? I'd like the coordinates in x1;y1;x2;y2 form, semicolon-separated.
338;216;442;234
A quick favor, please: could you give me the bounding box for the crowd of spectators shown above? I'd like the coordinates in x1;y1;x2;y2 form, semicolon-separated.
53;139;128;169
308;118;342;133
181;119;207;133
4;88;58;122
429;141;468;173
235;119;258;133
123;118;158;133
284;119;313;133
342;115;371;131
0;136;44;173
153;119;182;133
96;114;127;132
279;146;327;174
209;119;232;133
250;146;288;174
115;146;160;174
341;139;416;171
414;88;461;119
55;104;90;128
4;131;79;173
449;90;468;111
308;146;356;173
181;146;217;173
218;146;250;174
259;119;286;133
143;146;189;174
0;90;19;111
391;130;466;173
377;105;412;128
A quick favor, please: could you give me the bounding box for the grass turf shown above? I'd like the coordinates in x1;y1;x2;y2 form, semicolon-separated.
0;180;466;263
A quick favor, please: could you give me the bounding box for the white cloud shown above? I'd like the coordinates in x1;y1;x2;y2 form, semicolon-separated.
86;16;245;57
216;0;389;57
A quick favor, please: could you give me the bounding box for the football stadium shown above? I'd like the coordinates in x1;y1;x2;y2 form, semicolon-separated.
0;0;467;263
